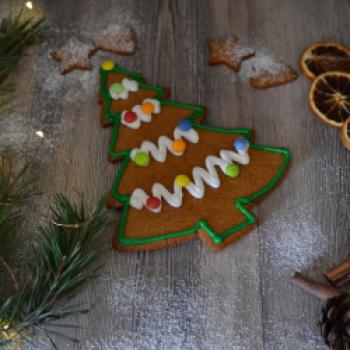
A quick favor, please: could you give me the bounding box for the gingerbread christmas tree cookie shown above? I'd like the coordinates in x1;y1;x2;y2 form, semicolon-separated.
99;61;291;251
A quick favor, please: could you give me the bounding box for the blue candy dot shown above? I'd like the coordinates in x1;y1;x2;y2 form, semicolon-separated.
178;119;193;132
233;137;249;151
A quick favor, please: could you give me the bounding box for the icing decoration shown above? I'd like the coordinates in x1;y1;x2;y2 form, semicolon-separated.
225;163;240;178
175;175;191;188
101;60;115;71
234;137;249;152
109;78;138;100
129;137;250;212
130;119;199;165
110;124;290;247
141;102;155;114
172;139;186;153
146;197;161;212
123;111;138;124
134;152;150;167
120;98;161;129
178;119;193;131
100;63;166;124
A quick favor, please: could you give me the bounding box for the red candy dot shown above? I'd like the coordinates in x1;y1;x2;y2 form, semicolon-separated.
146;197;161;210
123;111;137;123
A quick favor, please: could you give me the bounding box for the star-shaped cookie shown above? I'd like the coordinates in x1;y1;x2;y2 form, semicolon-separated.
51;37;92;74
208;35;255;72
91;24;136;56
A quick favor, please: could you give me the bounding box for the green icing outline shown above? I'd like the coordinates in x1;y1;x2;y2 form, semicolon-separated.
100;65;166;123
111;123;291;247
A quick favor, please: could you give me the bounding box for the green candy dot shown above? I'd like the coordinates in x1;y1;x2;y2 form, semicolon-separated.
135;152;150;167
225;164;240;178
110;83;124;94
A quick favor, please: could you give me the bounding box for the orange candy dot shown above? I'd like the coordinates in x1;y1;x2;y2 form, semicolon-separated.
172;139;186;153
141;102;155;114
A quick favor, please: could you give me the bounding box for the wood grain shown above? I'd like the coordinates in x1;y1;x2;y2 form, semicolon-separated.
1;0;350;348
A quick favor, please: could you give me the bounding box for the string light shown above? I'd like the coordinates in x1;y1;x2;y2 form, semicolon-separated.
25;1;33;9
34;129;71;165
35;130;44;138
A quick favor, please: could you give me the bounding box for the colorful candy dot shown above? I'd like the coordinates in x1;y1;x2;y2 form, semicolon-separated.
175;174;190;187
225;164;240;178
178;119;193;132
234;137;249;152
172;139;186;153
101;60;115;71
141;102;155;114
134;152;150;167
146;197;161;210
123;111;137;123
110;83;124;94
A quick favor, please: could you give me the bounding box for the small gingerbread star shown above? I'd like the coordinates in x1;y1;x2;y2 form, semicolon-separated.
208;35;255;72
91;24;136;56
51;37;92;75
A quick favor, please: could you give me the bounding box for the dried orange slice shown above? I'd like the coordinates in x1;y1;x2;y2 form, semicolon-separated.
300;42;350;80
308;71;350;127
340;117;350;150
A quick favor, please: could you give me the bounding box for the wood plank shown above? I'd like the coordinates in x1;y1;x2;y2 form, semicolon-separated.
1;0;349;349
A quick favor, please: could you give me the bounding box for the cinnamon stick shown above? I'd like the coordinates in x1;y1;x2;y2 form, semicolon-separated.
291;272;341;300
325;257;350;287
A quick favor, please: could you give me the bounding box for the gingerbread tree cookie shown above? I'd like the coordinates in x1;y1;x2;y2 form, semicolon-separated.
99;61;291;251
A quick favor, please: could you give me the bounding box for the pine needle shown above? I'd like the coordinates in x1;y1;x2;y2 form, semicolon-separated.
0;11;46;105
0;162;110;347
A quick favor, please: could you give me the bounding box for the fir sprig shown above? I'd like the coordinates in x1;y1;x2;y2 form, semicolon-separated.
0;160;38;257
0;163;110;348
0;11;46;105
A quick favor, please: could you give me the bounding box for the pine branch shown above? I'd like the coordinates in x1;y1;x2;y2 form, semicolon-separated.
0;160;38;258
0;193;109;348
0;11;46;105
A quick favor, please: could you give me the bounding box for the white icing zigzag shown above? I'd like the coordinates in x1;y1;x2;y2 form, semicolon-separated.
130;127;199;163
130;138;250;212
121;98;161;129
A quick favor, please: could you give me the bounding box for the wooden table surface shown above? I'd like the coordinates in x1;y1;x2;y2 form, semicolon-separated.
1;0;350;349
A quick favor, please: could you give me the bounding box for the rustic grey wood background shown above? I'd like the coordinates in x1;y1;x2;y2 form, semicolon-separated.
1;0;350;349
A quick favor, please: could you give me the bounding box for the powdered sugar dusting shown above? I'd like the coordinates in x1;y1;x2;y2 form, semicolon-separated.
51;37;92;74
219;36;255;66
93;24;135;53
79;276;260;350
0;43;96;158
262;207;329;276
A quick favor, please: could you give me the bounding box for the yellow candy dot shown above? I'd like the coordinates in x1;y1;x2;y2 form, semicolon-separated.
172;139;186;153
141;102;155;114
101;60;115;71
175;174;190;187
